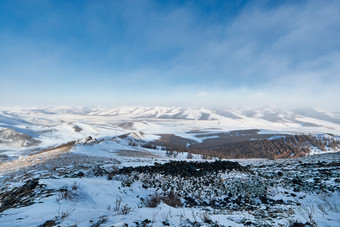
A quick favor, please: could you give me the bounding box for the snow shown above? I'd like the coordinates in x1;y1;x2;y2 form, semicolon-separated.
0;106;340;226
1;135;340;226
0;106;339;162
0;176;248;226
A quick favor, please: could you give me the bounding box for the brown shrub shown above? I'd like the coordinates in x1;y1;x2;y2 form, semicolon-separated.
144;191;182;208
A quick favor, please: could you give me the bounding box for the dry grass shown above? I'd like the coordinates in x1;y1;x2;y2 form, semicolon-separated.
117;149;161;158
144;191;183;208
0;142;75;174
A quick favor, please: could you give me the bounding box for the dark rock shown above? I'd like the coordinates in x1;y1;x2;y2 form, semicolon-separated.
292;177;302;185
85;136;93;143
259;196;268;204
116;160;250;178
75;171;85;177
185;196;198;206
0;178;40;212
92;166;108;176
290;222;311;227
276;199;284;204
201;201;209;206
39;220;56;227
293;187;301;192
162;221;170;226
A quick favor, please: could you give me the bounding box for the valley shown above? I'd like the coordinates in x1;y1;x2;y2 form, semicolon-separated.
0;107;339;226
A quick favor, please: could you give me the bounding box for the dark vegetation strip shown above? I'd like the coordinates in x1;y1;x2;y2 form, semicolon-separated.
149;134;340;159
116;160;251;177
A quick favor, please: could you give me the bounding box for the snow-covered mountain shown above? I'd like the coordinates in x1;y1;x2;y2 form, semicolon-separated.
1;106;340;130
2;106;339;124
1;107;340;226
0;106;339;154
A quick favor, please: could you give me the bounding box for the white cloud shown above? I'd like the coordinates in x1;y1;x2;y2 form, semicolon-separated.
197;91;208;97
1;0;339;111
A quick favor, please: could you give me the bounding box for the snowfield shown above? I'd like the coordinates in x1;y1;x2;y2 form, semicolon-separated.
1;106;340;153
0;107;339;226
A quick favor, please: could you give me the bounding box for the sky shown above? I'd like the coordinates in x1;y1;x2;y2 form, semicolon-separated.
0;0;339;110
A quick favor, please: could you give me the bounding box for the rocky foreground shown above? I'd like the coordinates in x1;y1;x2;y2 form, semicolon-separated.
0;151;339;226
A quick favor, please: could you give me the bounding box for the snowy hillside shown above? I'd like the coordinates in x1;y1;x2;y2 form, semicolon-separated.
0;106;340;226
1;139;339;226
0;106;339;159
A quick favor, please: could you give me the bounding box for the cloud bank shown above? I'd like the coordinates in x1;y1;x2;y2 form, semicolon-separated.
0;0;339;110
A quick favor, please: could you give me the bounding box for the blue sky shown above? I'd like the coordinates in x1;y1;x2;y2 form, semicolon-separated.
1;0;339;110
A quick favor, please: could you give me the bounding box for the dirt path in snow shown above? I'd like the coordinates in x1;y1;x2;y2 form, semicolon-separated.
0;141;75;175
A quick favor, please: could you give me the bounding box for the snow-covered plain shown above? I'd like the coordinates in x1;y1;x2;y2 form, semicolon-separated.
1;106;340;156
0;107;340;226
1;143;339;226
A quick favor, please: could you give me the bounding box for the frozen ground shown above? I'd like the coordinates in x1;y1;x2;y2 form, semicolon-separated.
1;106;340;161
0;137;339;227
0;107;340;226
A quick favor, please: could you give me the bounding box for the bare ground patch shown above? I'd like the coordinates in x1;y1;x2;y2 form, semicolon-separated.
0;142;75;175
155;134;196;148
118;150;162;158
